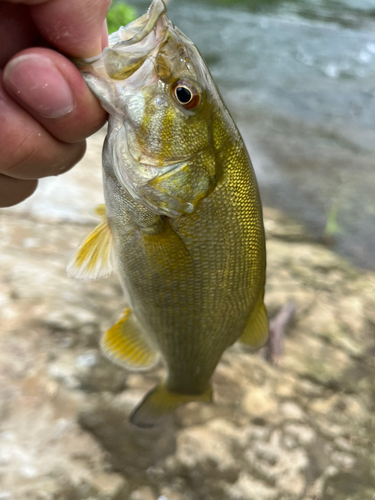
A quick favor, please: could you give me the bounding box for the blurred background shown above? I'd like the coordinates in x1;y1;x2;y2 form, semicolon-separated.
1;1;375;499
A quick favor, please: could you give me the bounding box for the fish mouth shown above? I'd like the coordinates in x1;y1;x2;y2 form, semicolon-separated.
76;0;168;80
103;0;168;80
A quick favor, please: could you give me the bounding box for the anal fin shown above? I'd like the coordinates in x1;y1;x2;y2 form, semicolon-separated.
239;299;269;349
100;308;159;371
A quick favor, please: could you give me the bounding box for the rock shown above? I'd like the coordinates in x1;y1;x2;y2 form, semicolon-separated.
158;487;192;500
284;423;316;445
330;451;356;469
245;430;310;495
75;352;127;393
280;401;306;420
226;473;278;500
43;307;98;332
129;487;156;500
173;425;238;477
242;385;278;418
89;472;129;499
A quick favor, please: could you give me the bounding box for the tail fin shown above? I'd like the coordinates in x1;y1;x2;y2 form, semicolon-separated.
130;383;212;429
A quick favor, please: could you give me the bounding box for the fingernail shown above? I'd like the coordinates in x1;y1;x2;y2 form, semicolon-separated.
102;19;109;51
4;54;75;119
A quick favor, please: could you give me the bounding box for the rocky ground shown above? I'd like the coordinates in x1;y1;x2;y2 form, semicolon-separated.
1;131;375;500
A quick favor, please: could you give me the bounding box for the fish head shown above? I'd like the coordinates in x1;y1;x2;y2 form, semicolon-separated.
80;0;221;217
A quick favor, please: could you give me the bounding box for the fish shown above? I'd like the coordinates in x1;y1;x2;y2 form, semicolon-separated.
68;0;268;428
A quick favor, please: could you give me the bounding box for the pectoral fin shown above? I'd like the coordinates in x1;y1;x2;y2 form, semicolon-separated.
67;204;116;280
101;308;159;371
130;383;213;428
239;299;269;349
142;220;193;276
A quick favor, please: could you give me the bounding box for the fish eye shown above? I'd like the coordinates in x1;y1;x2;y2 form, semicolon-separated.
172;80;201;110
176;86;192;104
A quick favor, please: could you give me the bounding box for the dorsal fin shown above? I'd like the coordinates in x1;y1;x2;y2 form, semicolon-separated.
67;204;116;281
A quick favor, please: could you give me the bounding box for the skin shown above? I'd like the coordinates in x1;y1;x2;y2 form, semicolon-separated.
0;0;110;207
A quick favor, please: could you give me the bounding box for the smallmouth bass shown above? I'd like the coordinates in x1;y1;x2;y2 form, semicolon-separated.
68;0;268;428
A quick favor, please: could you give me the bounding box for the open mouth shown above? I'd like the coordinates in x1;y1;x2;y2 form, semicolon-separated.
103;0;168;80
76;0;169;81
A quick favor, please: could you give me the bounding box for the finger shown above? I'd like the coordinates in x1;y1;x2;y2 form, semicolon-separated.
0;3;39;68
30;0;111;58
3;48;107;143
0;174;38;207
0;76;86;180
3;1;47;4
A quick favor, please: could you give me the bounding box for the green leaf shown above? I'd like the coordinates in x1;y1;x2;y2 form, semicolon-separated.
107;2;137;34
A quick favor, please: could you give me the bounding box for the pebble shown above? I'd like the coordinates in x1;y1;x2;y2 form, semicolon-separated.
284;423;316;445
44;307;97;331
280;401;305;420
227;473;278;500
242;386;277;417
75;351;98;369
129;487;155;500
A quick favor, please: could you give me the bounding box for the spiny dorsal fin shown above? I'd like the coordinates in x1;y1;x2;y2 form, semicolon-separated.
239;299;269;349
101;308;159;371
67;204;116;280
130;383;213;428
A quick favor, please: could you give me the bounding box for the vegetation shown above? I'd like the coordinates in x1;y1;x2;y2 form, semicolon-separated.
323;200;342;240
106;2;137;34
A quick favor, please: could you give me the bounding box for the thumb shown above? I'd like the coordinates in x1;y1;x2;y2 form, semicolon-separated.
30;0;111;58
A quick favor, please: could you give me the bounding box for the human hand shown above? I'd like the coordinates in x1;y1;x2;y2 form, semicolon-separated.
0;0;111;207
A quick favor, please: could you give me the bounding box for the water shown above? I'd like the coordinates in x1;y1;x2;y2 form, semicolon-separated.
127;0;375;269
